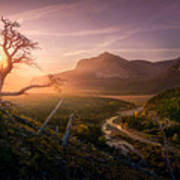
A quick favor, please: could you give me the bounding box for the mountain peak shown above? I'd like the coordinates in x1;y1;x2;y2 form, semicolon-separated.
98;51;127;61
99;51;113;57
99;51;119;58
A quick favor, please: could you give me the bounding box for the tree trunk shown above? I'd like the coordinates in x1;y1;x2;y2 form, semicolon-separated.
37;98;64;134
0;75;4;98
62;114;74;146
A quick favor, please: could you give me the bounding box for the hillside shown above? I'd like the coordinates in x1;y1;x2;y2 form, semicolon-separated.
108;88;180;179
145;87;180;144
1;96;156;179
117;87;180;145
56;52;180;95
1;94;180;179
145;87;180;123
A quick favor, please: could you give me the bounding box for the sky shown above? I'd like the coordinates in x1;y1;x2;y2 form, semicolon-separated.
1;0;180;79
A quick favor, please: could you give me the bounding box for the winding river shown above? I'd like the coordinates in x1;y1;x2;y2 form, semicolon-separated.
102;106;162;158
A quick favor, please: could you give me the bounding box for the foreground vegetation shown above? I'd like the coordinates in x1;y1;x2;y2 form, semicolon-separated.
1;92;179;179
113;88;180;178
145;87;180;122
115;88;180;143
1;94;155;179
145;87;180;143
1;109;149;179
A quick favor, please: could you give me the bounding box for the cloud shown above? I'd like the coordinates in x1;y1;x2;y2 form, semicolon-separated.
24;26;128;37
5;0;180;63
23;21;180;40
62;49;91;57
8;0;108;23
8;0;180;40
112;48;180;53
61;26;143;57
8;3;77;22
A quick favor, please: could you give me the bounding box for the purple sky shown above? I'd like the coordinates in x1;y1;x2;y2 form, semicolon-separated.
1;0;180;75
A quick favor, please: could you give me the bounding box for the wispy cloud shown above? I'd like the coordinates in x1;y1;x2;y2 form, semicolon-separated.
112;48;180;53
62;27;143;57
62;49;91;57
4;0;180;65
8;3;76;22
30;23;180;39
24;26;124;37
7;0;180;40
8;0;107;23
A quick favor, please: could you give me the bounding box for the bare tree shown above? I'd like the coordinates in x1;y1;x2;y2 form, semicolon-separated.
0;17;58;97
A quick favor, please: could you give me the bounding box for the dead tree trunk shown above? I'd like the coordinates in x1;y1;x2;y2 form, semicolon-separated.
37;98;64;134
161;125;176;180
0;75;4;95
155;116;176;180
62;114;74;146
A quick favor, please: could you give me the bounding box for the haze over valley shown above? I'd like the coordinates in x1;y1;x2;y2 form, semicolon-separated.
50;52;180;95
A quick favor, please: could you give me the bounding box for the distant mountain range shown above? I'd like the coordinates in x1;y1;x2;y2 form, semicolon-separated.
53;52;180;94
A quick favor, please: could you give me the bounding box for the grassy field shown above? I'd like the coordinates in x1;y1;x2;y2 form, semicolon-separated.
99;95;153;106
7;93;134;121
6;93;134;147
0;93;157;179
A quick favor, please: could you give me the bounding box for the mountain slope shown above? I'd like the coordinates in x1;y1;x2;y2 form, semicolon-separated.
145;87;180;122
70;52;171;79
144;87;180;144
56;52;180;94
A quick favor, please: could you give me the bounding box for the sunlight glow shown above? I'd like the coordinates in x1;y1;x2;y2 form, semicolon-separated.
0;47;8;71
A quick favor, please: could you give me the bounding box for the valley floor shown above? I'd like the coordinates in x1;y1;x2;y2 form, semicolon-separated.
98;95;154;106
2;93;179;179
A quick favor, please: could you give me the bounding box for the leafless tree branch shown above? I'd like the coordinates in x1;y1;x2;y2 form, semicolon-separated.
0;17;63;97
0;16;38;76
0;83;53;96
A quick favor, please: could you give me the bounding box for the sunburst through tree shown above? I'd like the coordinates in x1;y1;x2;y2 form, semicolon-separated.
0;17;62;98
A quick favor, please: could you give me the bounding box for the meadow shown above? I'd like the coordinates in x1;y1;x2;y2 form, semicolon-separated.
100;95;153;106
6;93;134;147
1;93;156;179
